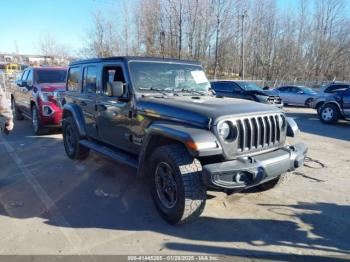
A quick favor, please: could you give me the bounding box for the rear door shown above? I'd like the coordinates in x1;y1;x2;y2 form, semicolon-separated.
80;65;99;138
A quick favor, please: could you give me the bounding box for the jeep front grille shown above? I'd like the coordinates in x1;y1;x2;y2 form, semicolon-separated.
235;114;284;152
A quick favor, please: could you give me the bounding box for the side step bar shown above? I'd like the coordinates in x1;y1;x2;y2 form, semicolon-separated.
79;140;138;169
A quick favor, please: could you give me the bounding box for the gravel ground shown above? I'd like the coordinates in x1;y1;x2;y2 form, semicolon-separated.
0;106;349;260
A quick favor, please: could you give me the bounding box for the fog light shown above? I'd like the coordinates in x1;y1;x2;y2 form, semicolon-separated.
234;172;252;184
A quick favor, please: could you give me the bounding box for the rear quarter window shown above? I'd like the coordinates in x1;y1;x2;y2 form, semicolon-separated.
67;67;81;92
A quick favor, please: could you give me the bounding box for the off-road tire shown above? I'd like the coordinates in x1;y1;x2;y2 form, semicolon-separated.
31;106;47;135
150;144;206;225
62;116;90;160
256;172;290;191
11;98;24;120
319;104;340;124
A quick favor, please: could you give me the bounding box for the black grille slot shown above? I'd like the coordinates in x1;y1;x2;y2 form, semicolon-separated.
235;114;283;153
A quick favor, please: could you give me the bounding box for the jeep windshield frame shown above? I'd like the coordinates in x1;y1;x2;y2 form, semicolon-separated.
128;61;211;95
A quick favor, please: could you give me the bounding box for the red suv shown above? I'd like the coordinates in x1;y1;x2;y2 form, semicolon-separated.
10;67;67;134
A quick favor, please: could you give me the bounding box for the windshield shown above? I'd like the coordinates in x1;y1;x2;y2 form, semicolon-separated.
35;69;67;84
129;62;210;93
237;81;263;91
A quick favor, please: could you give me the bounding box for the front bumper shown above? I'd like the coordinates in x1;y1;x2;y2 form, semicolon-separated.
38;101;63;126
202;142;307;190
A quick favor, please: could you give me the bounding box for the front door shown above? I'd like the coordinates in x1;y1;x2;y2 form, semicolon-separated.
342;89;350;118
96;65;135;152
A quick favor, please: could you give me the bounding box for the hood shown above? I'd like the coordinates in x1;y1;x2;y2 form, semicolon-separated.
137;95;282;128
245;89;279;96
36;83;66;92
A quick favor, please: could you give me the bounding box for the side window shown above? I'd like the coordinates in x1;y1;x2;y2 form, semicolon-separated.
67;67;81;92
82;66;98;94
21;70;29;81
211;82;232;92
102;66;126;96
232;83;242;92
325;85;348;93
26;70;33;86
290;87;299;93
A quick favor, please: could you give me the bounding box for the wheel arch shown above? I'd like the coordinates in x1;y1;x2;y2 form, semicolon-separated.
137;123;222;177
322;101;342;114
62;103;87;137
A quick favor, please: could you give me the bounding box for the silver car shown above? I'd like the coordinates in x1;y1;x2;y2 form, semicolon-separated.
275;86;318;107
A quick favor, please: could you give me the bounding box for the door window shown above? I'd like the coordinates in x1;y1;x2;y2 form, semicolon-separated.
21;70;29;81
26;70;33;86
211;82;232;92
82;66;98;94
325;85;349;93
67;67;81;92
102;66;126;96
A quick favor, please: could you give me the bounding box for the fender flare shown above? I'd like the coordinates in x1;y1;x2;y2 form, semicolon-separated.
137;122;222;176
62;103;87;137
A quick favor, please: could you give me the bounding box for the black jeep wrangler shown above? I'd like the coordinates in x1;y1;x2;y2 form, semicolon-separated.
62;57;307;224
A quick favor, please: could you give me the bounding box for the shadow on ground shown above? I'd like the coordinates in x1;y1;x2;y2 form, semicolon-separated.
0;117;349;260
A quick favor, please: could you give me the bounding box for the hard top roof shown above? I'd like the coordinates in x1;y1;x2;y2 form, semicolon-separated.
69;56;201;66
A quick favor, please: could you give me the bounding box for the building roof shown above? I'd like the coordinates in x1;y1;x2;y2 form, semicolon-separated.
69;56;201;66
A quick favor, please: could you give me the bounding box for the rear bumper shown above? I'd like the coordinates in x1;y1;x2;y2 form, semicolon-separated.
202;142;307;190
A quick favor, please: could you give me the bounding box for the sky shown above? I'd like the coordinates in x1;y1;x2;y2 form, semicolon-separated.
0;0;123;55
0;0;339;55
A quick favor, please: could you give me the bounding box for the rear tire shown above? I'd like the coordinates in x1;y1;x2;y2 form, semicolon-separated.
150;144;206;225
256;173;290;191
31;106;46;135
62;116;90;160
319;104;340;124
11;98;24;120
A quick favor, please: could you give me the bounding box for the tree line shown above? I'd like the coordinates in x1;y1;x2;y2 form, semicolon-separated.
81;0;350;82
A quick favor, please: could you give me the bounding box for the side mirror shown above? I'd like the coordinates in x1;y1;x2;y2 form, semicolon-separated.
16;80;27;87
107;81;124;97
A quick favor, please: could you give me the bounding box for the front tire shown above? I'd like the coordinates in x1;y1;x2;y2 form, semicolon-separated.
150;144;206;225
31;106;46;135
319;104;340;124
62;116;90;160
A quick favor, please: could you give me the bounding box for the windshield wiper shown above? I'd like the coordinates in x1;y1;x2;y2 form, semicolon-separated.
139;87;179;96
176;88;207;96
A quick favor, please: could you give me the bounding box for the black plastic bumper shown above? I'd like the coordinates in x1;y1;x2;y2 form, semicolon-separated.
202;142;307;190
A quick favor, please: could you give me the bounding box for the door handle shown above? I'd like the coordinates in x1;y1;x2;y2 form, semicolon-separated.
79;101;87;106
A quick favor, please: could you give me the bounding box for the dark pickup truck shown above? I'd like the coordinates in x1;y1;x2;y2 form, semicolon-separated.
9;66;67;134
62;57;307;224
210;80;283;108
318;87;350;124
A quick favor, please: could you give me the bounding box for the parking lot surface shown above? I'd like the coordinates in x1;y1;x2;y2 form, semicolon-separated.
0;107;349;259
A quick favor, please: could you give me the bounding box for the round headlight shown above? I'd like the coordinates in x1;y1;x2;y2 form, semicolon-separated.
218;121;230;140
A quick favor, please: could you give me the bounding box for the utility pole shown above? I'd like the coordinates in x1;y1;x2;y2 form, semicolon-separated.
160;31;165;58
241;10;247;80
214;0;221;79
